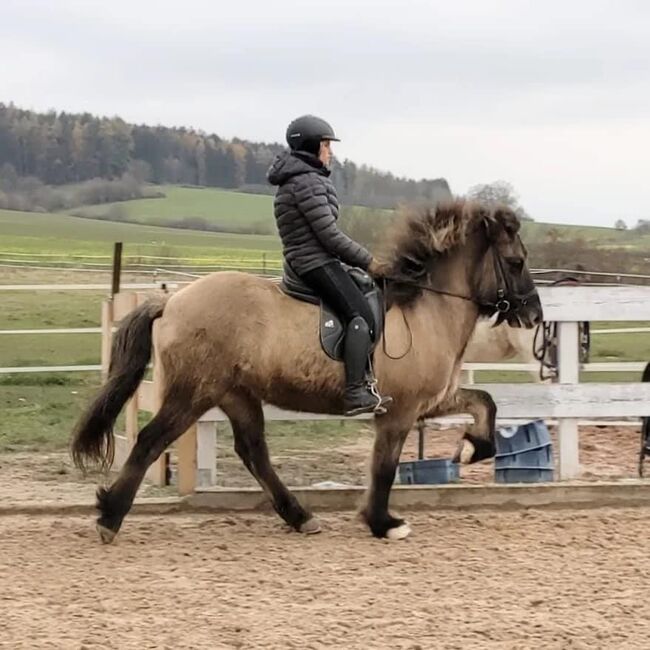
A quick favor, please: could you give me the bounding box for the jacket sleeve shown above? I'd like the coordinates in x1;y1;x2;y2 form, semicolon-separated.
293;175;373;270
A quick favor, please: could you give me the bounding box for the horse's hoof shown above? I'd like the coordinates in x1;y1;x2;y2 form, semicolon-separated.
299;518;322;535
455;438;475;464
386;522;411;540
96;523;117;545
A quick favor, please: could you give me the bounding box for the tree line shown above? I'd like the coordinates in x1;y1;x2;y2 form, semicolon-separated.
0;102;451;209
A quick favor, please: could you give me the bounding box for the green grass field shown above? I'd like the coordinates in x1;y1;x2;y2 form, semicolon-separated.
73;185;275;230
0;208;282;259
519;220;650;248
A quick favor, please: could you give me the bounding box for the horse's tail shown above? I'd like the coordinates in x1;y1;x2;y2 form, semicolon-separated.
71;295;168;471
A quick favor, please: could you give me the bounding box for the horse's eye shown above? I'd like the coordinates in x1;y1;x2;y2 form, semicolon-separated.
507;256;524;273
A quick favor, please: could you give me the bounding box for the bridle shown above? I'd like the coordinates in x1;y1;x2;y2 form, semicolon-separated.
382;243;537;318
379;242;538;360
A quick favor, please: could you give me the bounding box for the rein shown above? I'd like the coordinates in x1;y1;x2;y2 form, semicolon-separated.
381;247;535;313
378;247;536;360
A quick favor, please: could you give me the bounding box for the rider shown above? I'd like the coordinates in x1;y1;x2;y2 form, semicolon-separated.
267;114;392;416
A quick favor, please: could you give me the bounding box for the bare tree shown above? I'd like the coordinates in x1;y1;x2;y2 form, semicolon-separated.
467;180;532;221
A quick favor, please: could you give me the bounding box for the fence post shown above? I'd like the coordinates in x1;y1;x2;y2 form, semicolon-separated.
145;319;169;486
100;299;113;382
111;242;123;297
176;423;198;495
197;421;218;487
556;321;580;479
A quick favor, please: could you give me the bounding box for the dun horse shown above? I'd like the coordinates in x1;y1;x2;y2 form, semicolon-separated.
72;199;542;541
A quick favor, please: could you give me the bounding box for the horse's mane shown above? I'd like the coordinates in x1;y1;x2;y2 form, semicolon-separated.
379;198;520;307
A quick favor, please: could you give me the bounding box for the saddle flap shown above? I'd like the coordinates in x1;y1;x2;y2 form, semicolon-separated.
320;310;345;359
280;262;385;361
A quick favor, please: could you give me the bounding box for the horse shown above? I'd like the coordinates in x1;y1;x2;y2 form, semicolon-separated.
463;315;544;382
463;275;591;384
71;199;542;542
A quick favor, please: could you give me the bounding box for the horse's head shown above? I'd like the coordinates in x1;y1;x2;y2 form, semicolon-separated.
381;199;542;328
473;205;542;329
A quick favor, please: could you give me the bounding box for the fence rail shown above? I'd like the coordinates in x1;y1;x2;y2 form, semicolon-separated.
3;280;650;493
2;279;649;376
3;252;650;283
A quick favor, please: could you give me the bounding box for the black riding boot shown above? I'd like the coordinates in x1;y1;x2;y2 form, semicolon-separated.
343;316;392;416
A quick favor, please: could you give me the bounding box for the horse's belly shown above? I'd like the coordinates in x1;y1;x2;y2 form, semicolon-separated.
261;373;344;415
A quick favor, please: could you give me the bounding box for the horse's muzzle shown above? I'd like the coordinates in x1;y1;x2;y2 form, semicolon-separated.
519;293;543;328
501;291;542;329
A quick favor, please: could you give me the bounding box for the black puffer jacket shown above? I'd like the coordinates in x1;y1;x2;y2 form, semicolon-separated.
267;151;373;275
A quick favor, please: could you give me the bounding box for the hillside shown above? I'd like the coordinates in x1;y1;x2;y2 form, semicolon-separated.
0;102;451;210
71;185;277;233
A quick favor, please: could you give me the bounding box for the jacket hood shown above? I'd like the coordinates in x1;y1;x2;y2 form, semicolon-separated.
267;151;329;186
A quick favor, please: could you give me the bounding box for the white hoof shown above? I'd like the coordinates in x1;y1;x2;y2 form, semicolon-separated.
96;523;117;545
459;439;475;464
300;518;322;535
386;523;411;540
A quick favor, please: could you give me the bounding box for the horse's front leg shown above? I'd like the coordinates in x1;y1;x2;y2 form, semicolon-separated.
420;388;497;465
362;410;417;540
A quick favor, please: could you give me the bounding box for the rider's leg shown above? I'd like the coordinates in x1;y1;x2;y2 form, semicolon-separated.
342;315;384;415
301;261;392;415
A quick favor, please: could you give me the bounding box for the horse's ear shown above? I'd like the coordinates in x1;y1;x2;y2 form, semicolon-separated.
493;207;520;236
480;209;500;242
399;254;427;278
482;206;519;241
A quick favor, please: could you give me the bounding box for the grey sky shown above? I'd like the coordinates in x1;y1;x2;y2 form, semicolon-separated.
3;0;649;226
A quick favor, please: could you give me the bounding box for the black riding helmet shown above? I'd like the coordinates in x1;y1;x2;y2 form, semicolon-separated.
286;115;340;156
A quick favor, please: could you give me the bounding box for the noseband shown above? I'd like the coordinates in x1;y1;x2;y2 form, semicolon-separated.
483;246;538;317
383;244;536;319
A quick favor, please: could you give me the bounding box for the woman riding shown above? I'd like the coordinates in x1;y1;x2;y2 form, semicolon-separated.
267;115;392;416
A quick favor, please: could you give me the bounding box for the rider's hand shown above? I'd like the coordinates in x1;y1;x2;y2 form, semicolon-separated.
368;258;392;278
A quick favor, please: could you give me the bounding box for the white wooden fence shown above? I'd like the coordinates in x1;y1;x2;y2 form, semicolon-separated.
92;285;650;495
3;280;650;489
3;281;650;490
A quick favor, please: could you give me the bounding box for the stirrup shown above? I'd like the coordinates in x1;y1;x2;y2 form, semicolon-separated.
365;357;392;414
367;377;393;415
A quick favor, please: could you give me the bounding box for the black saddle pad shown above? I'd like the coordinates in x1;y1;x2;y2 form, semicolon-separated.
280;262;384;361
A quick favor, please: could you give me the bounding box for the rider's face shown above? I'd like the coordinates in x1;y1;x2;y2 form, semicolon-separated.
319;140;332;166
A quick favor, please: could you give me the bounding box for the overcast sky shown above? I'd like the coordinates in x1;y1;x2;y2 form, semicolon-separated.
3;0;649;227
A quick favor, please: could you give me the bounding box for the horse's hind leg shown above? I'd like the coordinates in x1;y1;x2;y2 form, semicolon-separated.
220;389;319;534
96;387;204;543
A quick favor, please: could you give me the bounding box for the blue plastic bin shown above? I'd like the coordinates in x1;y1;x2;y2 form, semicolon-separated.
494;420;554;483
398;458;460;485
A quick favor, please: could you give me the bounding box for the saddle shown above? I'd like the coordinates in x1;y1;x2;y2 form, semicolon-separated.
280;262;385;361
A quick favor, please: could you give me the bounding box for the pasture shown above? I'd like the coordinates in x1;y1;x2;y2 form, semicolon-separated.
73;184;276;231
0;208;282;259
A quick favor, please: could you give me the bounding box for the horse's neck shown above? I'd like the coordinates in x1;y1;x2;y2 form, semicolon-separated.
417;291;480;353
424;248;481;350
